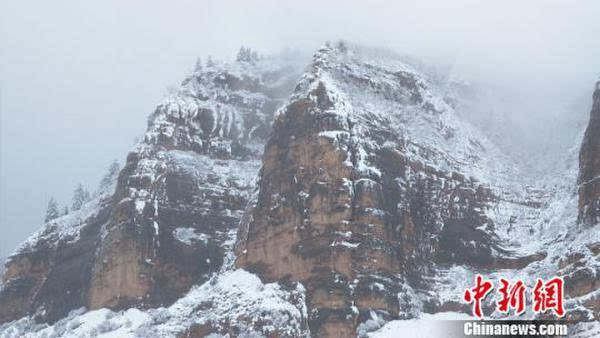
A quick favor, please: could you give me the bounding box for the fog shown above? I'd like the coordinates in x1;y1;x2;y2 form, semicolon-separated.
1;0;600;257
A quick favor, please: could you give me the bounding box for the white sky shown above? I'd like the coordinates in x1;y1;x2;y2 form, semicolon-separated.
1;0;600;256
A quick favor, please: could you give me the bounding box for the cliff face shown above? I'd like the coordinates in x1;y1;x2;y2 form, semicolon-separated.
235;44;545;336
86;59;300;311
578;81;600;225
563;80;600;326
0;192;113;324
1;45;599;337
0;56;301;324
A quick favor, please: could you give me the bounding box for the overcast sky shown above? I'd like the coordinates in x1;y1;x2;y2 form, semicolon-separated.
1;0;600;257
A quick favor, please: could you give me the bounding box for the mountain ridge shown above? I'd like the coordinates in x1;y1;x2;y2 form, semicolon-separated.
1;42;598;337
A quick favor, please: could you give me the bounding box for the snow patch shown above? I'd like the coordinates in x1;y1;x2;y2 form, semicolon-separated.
172;227;209;246
368;312;472;338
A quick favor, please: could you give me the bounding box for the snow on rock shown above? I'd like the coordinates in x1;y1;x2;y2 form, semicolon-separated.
139;269;309;337
2;43;599;336
367;312;472;338
9;161;121;258
172;227;209;246
0;270;309;338
166;150;261;195
237;42;599;335
11;192;109;256
0;50;305;325
144;54;304;154
572;321;600;338
282;43;549;250
286;42;521;189
0;307;150;338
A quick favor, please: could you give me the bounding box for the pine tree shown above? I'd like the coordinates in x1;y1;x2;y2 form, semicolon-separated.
99;160;120;192
194;57;203;72
237;47;259;64
337;40;348;53
45;197;60;222
206;55;215;68
72;183;91;211
63;206;69;216
236;46;248;62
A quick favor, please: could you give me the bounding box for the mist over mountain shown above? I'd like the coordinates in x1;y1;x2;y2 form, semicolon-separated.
0;41;598;337
1;1;600;337
2;1;600;259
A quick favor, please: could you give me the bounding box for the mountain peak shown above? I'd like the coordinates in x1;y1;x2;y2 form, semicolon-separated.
2;45;599;337
144;52;303;156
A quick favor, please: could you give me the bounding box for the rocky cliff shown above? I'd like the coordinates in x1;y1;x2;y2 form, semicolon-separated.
0;44;599;337
235;44;551;336
0;54;302;325
578;80;600;225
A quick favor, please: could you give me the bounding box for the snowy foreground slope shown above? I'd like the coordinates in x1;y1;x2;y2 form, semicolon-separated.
0;270;309;338
1;44;599;337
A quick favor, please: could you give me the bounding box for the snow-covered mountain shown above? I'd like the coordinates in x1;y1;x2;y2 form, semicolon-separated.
0;51;303;326
1;43;598;337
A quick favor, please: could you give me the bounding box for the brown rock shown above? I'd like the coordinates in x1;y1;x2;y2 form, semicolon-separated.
578;81;600;225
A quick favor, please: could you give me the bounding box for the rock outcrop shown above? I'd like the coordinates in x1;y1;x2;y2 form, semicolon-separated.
1;44;599;337
578;80;600;225
555;79;600;326
236;44;546;336
87;58;300;311
0;55;301;324
0;194;113;324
